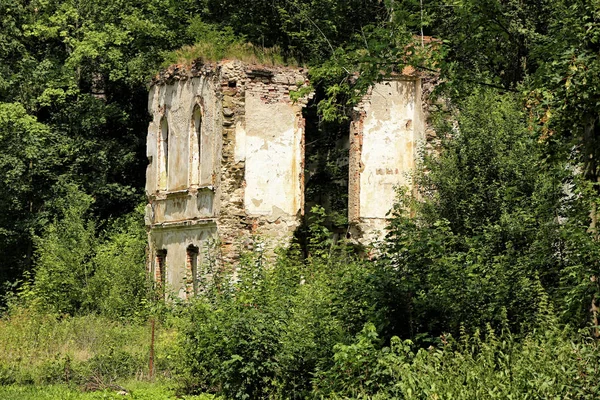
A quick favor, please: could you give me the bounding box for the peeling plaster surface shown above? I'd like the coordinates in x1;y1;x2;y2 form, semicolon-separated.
146;73;222;299
244;94;302;217
349;78;426;244
360;80;421;219
145;61;433;294
145;60;311;298
146;76;220;195
149;223;217;299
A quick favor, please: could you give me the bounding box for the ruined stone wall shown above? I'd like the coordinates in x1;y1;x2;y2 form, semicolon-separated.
217;61;309;260
145;66;223;299
145;60;311;298
145;57;440;296
349;76;435;245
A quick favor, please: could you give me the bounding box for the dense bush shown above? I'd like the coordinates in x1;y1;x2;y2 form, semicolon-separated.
15;183;150;320
178;236;381;399
27;183;97;315
314;319;600;399
377;90;600;342
87;204;150;320
176;90;600;399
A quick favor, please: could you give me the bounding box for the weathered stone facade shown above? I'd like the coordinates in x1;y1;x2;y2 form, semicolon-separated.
348;73;436;244
145;60;310;299
145;59;435;297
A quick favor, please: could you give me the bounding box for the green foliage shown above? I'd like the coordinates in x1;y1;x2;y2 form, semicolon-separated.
308;27;431;122
197;0;388;64
306;205;334;258
420;91;544;235
0;102;59;286
88;204;149;320
378;90;577;339
18;186;149;319
1;1;600;398
314;320;600;399
0;0;200;291
312;323;411;398
178;240;380;398
28;183;96;315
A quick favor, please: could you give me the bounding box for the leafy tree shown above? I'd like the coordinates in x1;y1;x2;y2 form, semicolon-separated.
28;183;96;315
0;0;197;291
380;90;572;339
0;103;60;286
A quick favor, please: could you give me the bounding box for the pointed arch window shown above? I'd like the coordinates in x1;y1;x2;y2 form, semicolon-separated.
158;116;169;190
190;106;202;186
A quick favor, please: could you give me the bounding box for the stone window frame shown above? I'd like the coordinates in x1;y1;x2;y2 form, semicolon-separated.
185;244;200;297
158;113;170;191
190;104;203;187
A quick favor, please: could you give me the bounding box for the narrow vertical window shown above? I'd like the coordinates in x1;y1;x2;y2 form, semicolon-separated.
191;106;202;186
186;245;199;297
159;117;169;190
156;249;167;297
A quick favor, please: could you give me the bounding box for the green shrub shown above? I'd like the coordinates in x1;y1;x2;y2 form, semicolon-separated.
178;242;376;399
377;89;591;341
313;321;600;399
88;204;150;320
19;188;150;320
27;183;96;315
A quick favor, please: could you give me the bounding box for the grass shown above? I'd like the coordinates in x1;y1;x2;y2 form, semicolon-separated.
0;307;219;398
160;19;300;70
0;307;179;386
0;382;217;399
162;42;298;69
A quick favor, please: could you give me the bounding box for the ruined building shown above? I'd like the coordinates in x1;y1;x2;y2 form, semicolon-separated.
145;60;432;298
349;72;434;244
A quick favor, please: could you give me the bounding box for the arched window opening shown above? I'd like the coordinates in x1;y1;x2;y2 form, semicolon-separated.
155;249;167;298
191;106;202;186
186;245;199;297
159;117;169;190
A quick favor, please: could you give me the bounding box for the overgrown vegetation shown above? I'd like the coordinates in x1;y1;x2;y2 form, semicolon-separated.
162;20;295;67
0;309;177;386
313;321;600;399
2;0;600;398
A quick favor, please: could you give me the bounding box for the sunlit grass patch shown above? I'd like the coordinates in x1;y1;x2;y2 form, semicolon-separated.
0;382;218;400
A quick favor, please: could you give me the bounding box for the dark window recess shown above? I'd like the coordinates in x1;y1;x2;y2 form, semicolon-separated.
155;250;167;297
186;245;199;296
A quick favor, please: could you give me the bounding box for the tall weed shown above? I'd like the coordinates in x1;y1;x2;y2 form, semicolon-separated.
177;242;372;399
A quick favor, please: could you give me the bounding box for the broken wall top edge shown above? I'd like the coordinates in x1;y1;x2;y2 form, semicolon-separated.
151;59;310;88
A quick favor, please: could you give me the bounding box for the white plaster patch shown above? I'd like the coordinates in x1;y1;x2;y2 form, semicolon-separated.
244;94;302;217
359;80;420;219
